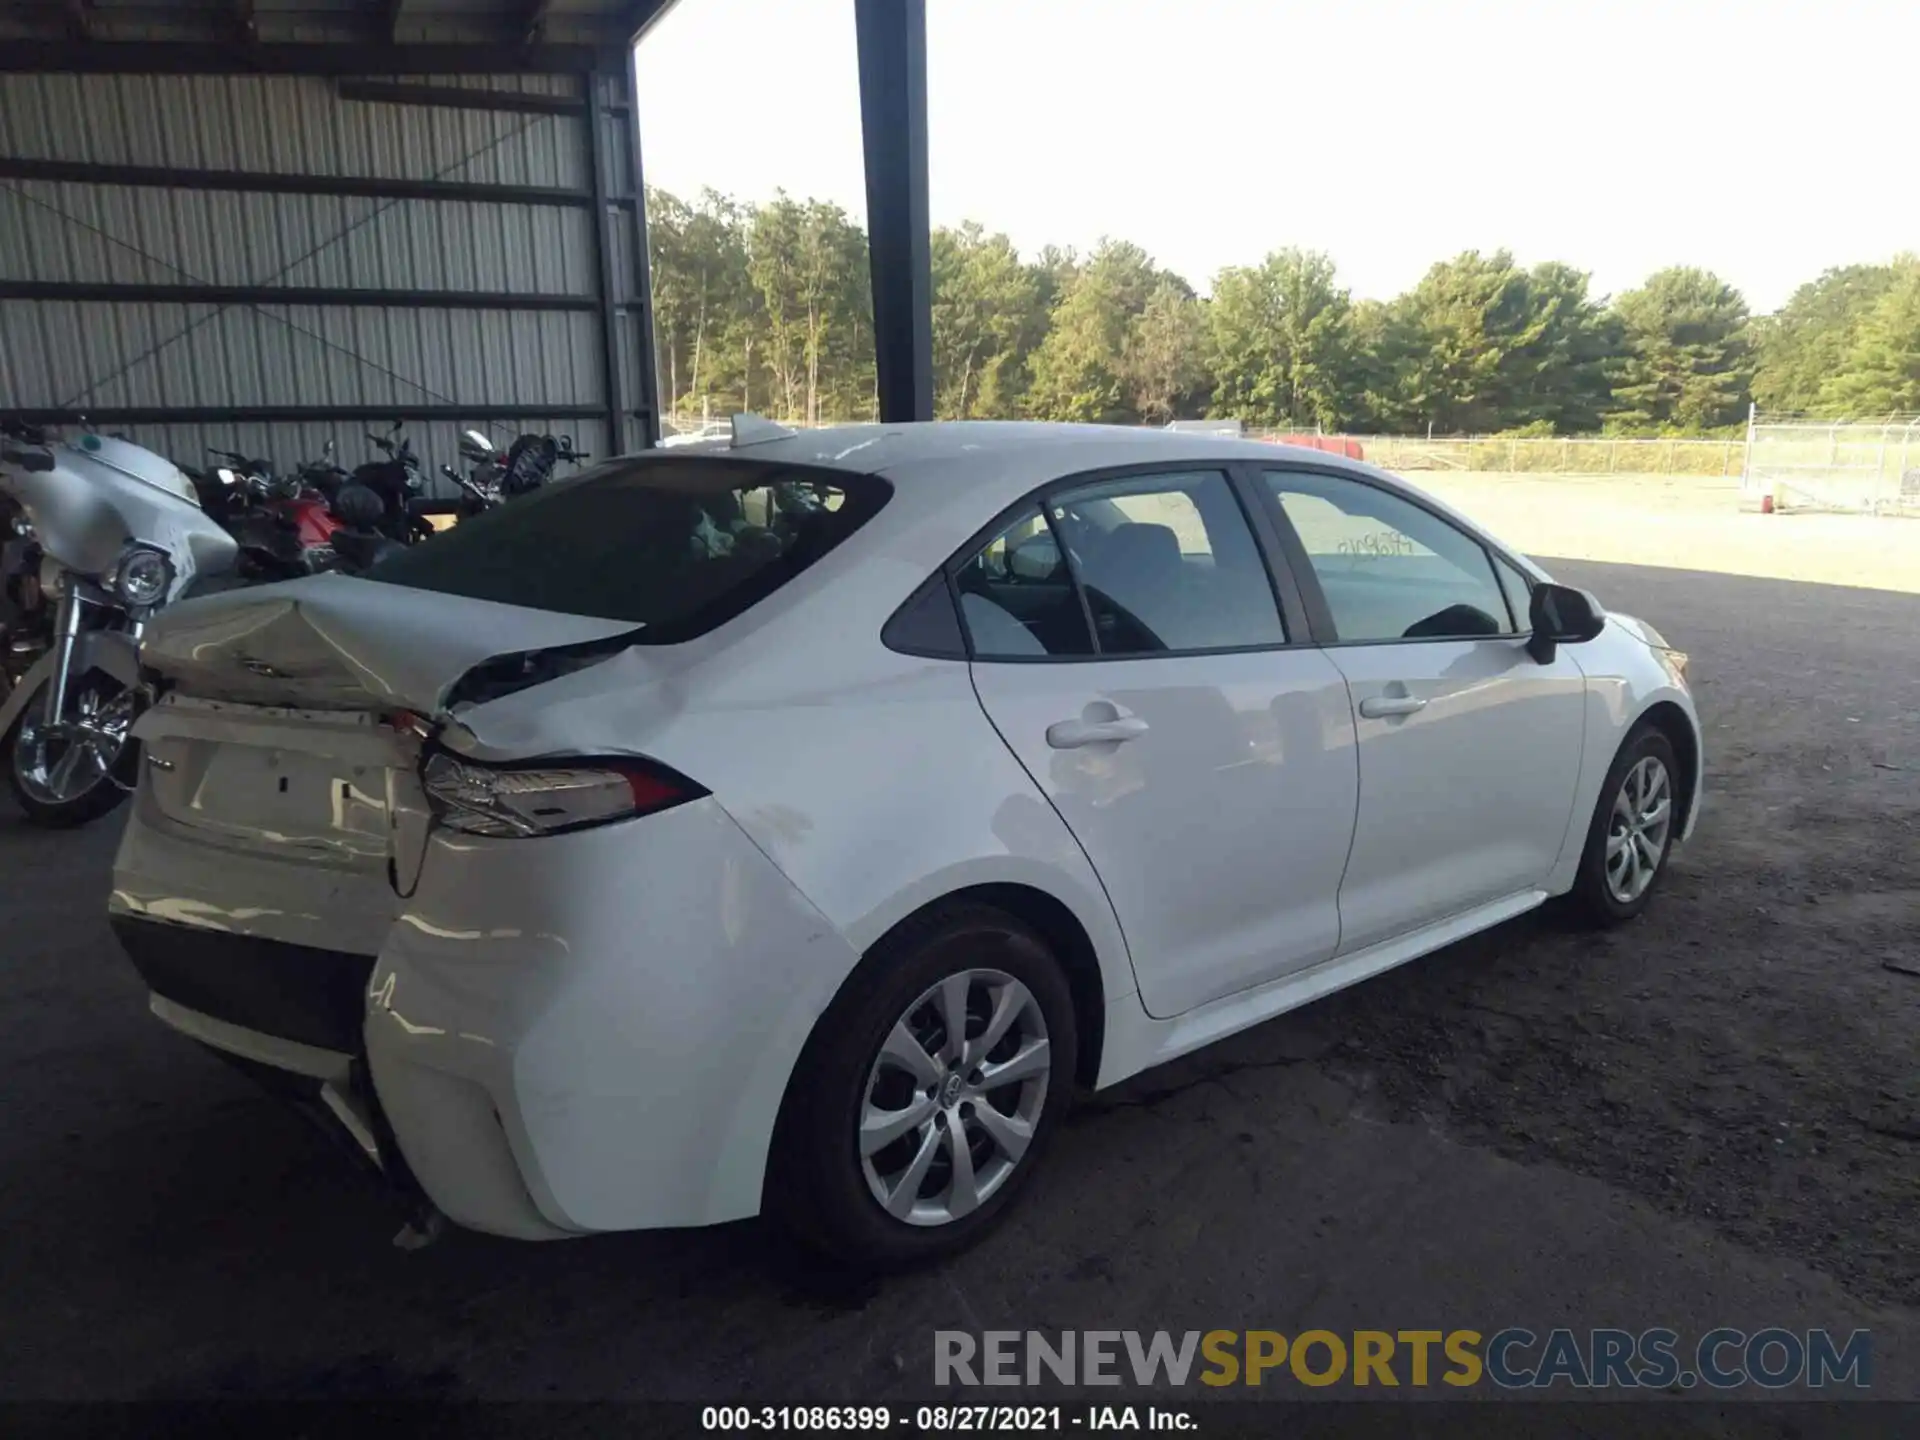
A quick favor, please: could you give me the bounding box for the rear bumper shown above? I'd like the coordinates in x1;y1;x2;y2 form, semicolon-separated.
118;918;569;1241
112;917;372;1055
110;793;862;1241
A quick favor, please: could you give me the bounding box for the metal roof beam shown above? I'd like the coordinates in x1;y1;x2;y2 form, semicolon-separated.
334;78;623;118
5;405;614;427
0;281;604;313
0;156;611;209
0;41;627;75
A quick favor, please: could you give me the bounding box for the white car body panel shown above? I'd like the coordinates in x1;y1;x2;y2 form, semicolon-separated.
108;423;1703;1239
1323;635;1588;953
1099;886;1550;1081
366;796;861;1237
970;649;1358;1018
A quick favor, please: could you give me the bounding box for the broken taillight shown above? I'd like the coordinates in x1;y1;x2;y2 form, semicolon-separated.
421;753;707;838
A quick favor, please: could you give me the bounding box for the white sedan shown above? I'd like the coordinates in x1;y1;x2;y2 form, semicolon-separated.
110;421;1700;1267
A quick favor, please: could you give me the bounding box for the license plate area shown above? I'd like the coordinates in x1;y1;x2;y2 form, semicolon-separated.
137;697;417;868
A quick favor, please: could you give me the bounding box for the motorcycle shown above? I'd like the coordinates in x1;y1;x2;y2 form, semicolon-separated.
0;422;239;827
192;446;348;582
352;421;436;547
181;433;418;581
440;429;587;517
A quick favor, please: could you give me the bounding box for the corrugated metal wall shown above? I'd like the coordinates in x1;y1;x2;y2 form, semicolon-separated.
0;66;646;496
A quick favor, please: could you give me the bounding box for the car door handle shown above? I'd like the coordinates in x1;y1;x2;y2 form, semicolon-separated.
1358;695;1427;719
1046;716;1150;748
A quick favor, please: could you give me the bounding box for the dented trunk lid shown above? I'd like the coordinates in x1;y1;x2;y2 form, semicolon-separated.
137;573;645;719
128;575;652;908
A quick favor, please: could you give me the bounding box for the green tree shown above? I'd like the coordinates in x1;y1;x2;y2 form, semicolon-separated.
1124;279;1207;423
931;223;1044;419
646;186;753;418
1818;258;1920;415
1340;298;1413;432
1388;251;1540;433
1025;240;1168;423
1380;251;1615;434
1751;263;1902;415
1503;262;1618;434
1607;267;1752;431
746;195;870;423
1205;248;1355;429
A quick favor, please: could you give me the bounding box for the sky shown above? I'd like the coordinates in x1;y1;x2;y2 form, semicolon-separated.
634;0;1915;313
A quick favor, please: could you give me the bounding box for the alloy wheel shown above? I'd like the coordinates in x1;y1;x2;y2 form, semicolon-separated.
1604;754;1672;904
13;679;132;806
858;969;1052;1227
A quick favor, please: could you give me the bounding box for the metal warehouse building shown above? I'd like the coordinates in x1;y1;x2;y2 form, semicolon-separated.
0;0;931;484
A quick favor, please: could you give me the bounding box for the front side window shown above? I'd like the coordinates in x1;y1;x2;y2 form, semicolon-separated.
1262;470;1512;642
1493;554;1535;632
363;457;887;643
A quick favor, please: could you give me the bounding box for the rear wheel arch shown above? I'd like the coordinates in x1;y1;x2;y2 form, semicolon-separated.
804;883;1108;1090
943;883;1106;1087
761;886;1095;1262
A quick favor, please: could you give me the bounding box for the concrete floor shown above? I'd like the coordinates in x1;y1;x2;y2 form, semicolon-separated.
1;558;1915;1412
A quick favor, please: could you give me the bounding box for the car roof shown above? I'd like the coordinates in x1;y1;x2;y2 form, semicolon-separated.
618;420;1542;578
707;420;1357;480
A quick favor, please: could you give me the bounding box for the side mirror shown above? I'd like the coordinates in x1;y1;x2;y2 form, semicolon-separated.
1527;582;1606;663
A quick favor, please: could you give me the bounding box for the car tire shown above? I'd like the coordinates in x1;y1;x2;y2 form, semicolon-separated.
766;902;1078;1271
1563;724;1681;927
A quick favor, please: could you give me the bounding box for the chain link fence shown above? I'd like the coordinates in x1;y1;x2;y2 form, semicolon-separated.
1738;410;1920;515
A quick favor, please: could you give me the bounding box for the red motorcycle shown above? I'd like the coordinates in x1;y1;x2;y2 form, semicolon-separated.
192;447;348;580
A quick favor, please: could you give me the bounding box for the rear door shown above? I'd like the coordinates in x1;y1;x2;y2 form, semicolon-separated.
1255;467;1586;953
961;467;1360;1020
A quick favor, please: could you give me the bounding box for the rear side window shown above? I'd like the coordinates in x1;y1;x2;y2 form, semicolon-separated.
363;457;888;643
953;505;1096;658
1051;471;1285;654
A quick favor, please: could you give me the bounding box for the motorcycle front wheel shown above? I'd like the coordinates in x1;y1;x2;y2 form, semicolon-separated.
4;669;138;828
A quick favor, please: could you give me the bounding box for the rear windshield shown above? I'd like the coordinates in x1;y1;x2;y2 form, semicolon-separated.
364;457;889;642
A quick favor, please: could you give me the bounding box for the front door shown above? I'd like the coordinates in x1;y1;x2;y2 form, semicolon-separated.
1257;467;1586;952
959;468;1360;1019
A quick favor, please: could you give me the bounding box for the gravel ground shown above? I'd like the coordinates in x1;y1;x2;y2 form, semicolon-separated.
1314;557;1920;1309
0;540;1915;1405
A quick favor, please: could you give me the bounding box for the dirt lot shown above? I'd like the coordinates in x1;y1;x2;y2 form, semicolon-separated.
0;507;1916;1404
1419;471;1920;595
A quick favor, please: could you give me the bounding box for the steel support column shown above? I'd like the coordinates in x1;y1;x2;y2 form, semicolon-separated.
854;0;933;423
583;71;629;454
619;64;663;448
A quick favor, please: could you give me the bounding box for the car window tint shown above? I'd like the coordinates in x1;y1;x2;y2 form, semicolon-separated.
1263;471;1512;642
362;457;887;643
882;572;967;658
1493;554;1534;631
954;506;1095;658
1051;471;1285;654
